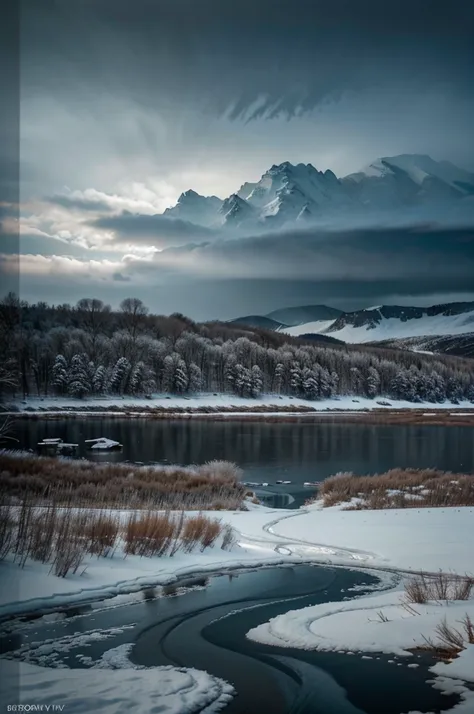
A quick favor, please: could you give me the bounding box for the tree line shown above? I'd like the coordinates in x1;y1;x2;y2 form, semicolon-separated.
0;293;473;404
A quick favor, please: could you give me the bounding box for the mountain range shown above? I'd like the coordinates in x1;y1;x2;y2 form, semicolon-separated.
163;154;474;231
230;301;474;357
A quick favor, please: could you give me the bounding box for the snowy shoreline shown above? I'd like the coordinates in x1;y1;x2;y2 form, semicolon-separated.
3;393;474;421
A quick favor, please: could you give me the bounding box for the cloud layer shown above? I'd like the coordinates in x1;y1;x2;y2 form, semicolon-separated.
3;224;473;318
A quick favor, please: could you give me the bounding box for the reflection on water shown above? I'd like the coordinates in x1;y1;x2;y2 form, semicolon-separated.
15;418;474;485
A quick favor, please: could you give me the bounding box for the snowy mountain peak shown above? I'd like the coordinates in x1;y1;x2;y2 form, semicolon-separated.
163;154;474;230
219;193;255;227
164;190;223;227
237;181;258;200
179;189;200;200
269;161;293;173
220;193;247;213
246;160;353;222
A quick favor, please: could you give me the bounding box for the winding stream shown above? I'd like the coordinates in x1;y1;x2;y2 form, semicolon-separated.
0;565;461;714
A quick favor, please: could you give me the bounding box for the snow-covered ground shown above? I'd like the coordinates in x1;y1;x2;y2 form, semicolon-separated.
251;504;474;574
0;656;234;714
8;393;474;414
2;502;473;713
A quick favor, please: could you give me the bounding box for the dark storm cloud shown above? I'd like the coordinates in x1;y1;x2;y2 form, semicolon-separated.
166;279;474;321
21;0;474;121
151;224;474;294
4;225;473;319
157;224;474;318
91;212;215;246
0;1;19;205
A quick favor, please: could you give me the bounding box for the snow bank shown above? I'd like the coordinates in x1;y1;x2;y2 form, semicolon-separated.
431;644;474;683
10;393;474;414
0;657;234;714
247;588;474;657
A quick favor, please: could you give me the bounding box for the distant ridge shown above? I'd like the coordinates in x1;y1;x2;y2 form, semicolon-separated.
266;304;342;327
229;300;474;357
228;315;285;330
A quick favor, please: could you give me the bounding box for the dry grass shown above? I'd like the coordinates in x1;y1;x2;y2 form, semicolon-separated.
313;468;474;509
0;499;14;560
403;573;474;661
124;511;178;557
82;511;120;557
0;452;246;511
0;498;228;577
51;512;88;577
0;451;242;578
405;572;474;604
422;614;474;659
124;512;225;557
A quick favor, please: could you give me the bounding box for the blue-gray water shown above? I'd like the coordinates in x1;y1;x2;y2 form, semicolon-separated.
15;418;474;508
0;566;460;714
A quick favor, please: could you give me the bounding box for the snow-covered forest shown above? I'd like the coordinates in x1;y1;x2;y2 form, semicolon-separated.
1;293;473;404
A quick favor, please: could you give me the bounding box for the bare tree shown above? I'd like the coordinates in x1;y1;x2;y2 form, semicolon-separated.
76;298;111;359
119;298;149;340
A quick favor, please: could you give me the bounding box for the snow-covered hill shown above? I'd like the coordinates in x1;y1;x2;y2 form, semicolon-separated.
230;301;474;353
285;302;474;343
163;155;474;232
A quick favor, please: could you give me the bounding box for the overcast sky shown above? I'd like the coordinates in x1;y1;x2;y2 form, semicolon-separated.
1;0;474;318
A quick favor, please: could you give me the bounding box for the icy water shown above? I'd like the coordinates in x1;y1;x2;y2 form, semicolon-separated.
0;565;460;714
15;418;474;508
